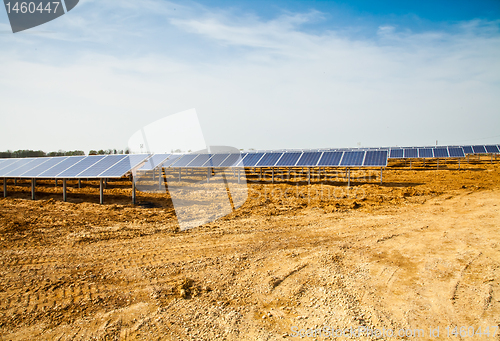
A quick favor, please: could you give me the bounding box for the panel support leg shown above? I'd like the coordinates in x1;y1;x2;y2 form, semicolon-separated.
159;168;163;189
458;158;461;170
55;179;58;186
99;178;104;205
179;169;181;181
14;179;17;186
63;179;67;202
437;159;439;170
288;169;290;180
347;168;351;187
3;179;6;198
132;177;136;205
272;168;274;184
380;168;383;184
78;179;81;188
307;168;311;185
238;168;241;184
207;168;210;183
31;179;36;200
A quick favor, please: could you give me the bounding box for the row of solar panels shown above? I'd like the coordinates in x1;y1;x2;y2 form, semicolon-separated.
388;145;500;159
0;154;150;178
139;150;389;170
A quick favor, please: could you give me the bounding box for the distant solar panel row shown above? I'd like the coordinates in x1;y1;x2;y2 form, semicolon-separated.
388;147;466;159
0;155;149;178
162;150;388;168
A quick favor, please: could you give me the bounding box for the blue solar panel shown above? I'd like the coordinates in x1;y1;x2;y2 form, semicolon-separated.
205;154;229;167
0;158;37;177
77;155;127;177
472;145;487;154
256;153;283;167
485;145;500;154
22;157;68;177
171;154;198;167
363;150;388;166
340;151;365;166
56;156;106;178
139;154;171;171
403;149;418;158
38;156;86;178
219;154;244;167
188;154;213;167
0;159;22;173
4;158;51;177
297;152;323;166
433;148;449;158
99;154;149;177
389;149;403;158
275;152;302;166
448;147;465;158
317;152;342;166
240;153;265;167
418;148;433;158
462;146;473;154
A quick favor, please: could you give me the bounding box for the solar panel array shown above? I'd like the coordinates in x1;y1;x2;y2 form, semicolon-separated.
388;146;468;159
0;154;150;178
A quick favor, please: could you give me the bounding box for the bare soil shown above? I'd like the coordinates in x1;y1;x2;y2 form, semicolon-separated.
1;157;500;340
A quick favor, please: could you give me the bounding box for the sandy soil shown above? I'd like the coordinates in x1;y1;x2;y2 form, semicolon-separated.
0;157;499;340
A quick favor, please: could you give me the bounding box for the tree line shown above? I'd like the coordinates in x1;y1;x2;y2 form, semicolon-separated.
0;149;129;158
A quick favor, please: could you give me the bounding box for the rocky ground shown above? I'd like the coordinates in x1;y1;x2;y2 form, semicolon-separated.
0;157;499;340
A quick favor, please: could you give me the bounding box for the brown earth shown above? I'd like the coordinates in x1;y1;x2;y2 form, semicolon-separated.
0;157;500;340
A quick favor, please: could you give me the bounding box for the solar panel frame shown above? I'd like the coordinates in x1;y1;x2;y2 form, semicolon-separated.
0;158;37;177
297;152;323;166
340;151;365;167
485;145;500;154
37;156;87;178
274;152;302;166
472;145;487;154
77;155;128;178
418;148;434;158
403;148;418;159
448;147;465;158
433;148;449;158
363;150;388;167
4;157;52;177
317;152;342;166
21;157;69;177
256;153;284;167
98;154;150;178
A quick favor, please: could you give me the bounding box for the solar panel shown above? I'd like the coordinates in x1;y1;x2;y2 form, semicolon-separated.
418;148;433;158
485;145;500;154
340;151;365;166
433;148;449;158
240;153;265;167
275;152;302;166
389;149;403;159
462;146;473;154
38;156;86;178
0;159;22;172
472;145;487;154
403;149;418;158
256;153;283;167
448;147;465;158
297;152;323;166
56;155;106;178
22;157;69;177
363;150;388;166
4;157;51;177
99;154;150;177
317;152;342;166
0;158;37;177
219;154;244;167
204;154;229;167
171;154;198;167
77;155;128;177
139;154;171;171
188;154;213;167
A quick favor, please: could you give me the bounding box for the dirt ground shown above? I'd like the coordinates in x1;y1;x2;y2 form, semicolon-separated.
1;156;500;340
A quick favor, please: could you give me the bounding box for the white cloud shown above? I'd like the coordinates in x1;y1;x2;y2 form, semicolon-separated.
0;1;499;152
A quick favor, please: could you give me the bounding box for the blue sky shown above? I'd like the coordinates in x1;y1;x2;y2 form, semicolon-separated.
0;0;499;152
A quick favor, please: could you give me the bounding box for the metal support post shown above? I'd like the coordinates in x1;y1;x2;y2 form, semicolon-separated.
159;168;163;189
272;168;274;184
178;169;181;181
78;179;81;188
207;168;210;183
99;178;104;204
288;169;290;180
437;159;439;170
63;179;67;202
458;158;461;170
347;168;351;187
410;160;412;169
238;168;241;184
14;179;17;186
132;177;136;205
31;179;36;200
3;179;6;198
307;168;311;185
380;168;383;184
55;179;58;186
